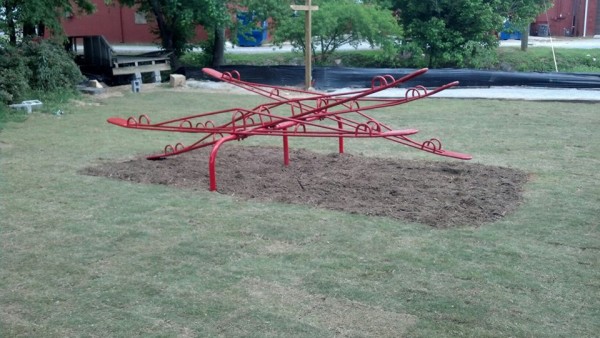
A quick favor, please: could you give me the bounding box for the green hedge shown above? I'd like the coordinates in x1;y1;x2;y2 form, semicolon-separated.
0;39;84;106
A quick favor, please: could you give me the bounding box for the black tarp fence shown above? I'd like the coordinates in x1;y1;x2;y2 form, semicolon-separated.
177;65;600;89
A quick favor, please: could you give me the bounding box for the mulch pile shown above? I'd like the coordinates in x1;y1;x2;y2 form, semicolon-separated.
82;146;528;227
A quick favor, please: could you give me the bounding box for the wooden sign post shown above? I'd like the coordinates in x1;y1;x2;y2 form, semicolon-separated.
291;0;319;90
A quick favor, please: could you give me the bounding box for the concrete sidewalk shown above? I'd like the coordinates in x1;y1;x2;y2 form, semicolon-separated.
111;36;599;55
188;80;600;102
429;86;600;101
330;86;600;101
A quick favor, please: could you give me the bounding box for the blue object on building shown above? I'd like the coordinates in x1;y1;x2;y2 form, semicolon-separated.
237;13;268;47
500;20;521;40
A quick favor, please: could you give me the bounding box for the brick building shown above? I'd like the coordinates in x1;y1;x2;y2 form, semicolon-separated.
59;0;207;44
533;0;599;37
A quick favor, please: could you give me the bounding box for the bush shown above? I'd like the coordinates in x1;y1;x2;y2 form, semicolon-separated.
0;39;84;106
22;39;85;92
0;43;31;104
180;50;212;67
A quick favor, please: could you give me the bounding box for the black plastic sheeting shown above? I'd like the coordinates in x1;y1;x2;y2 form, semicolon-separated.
177;65;600;89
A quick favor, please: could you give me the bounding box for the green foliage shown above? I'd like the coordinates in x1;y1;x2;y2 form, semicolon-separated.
0;0;96;45
389;0;551;65
180;50;213;68
0;39;83;113
195;28;225;67
0;42;31;104
239;0;291;21
117;0;229;59
272;0;401;63
22;40;84;92
461;40;501;69
498;0;549;28
392;0;502;68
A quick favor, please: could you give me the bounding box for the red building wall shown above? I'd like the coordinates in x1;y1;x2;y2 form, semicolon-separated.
60;0;207;44
534;0;598;37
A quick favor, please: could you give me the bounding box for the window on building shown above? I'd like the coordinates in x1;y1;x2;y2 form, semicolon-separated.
134;12;148;24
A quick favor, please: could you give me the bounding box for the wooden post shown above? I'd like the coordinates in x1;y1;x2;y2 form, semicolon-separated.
291;1;319;90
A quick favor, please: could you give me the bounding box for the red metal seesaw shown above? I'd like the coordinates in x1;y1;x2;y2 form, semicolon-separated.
108;67;471;191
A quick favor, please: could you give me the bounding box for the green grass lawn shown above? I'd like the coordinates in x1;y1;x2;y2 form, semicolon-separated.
1;87;599;337
495;47;600;72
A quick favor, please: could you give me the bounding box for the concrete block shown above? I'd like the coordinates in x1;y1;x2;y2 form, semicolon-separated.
152;70;162;83
88;80;103;88
131;79;141;93
9;100;43;113
170;74;186;87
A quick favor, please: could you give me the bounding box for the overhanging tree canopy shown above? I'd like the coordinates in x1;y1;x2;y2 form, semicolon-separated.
1;0;96;45
497;0;549;51
116;0;229;63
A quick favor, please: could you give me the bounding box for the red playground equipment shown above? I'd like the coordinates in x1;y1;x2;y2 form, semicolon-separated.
108;67;471;191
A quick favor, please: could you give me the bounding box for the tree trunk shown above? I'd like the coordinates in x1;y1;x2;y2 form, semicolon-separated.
148;0;179;69
211;27;225;67
149;0;173;51
520;23;530;51
428;46;435;68
5;0;18;45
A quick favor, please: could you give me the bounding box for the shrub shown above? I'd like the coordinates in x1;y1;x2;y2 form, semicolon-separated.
0;43;32;104
180;49;212;67
1;39;84;108
1;39;85;127
22;39;85;92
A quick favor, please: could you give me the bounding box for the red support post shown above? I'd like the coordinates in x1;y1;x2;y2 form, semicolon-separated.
283;129;290;166
336;116;344;154
209;135;237;191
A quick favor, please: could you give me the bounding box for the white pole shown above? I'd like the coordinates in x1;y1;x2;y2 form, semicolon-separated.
583;0;589;37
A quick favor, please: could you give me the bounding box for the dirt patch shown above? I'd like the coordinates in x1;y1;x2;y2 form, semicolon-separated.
81;146;527;228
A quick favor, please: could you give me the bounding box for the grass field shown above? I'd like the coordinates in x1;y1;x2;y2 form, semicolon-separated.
1;86;599;337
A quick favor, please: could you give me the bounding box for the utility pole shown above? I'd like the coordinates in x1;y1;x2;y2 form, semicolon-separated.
291;0;319;90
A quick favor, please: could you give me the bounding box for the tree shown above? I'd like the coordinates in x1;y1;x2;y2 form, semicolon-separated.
266;0;401;63
392;0;503;68
497;0;549;51
117;0;230;67
0;0;95;46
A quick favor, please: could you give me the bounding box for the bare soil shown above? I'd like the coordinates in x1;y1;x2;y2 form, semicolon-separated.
82;145;527;228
